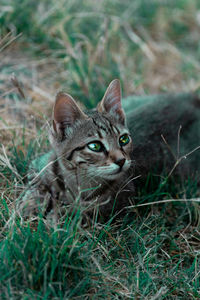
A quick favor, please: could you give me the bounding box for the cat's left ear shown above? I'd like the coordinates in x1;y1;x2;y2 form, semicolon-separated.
52;92;87;141
97;79;125;125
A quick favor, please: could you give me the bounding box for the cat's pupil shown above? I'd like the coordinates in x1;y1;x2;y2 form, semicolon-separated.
119;134;130;146
87;142;103;152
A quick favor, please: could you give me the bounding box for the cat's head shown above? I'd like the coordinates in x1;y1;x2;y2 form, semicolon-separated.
51;79;133;182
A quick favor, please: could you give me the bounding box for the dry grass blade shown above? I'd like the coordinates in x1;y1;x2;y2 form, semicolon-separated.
168;145;200;178
150;287;168;300
127;198;200;209
0;32;22;52
124;23;155;62
11;73;26;99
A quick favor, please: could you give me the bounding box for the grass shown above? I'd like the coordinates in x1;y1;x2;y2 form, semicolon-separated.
1;180;200;298
0;0;200;298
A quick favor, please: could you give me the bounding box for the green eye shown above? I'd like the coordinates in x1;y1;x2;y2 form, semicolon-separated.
119;134;130;146
87;142;103;152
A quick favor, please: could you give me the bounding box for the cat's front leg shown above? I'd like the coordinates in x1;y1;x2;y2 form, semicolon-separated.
19;185;52;217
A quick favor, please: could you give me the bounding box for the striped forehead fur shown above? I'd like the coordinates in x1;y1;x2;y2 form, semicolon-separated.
87;111;121;136
52;109;125;145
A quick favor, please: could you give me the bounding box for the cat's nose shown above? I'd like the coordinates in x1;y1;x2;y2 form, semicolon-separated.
115;158;126;168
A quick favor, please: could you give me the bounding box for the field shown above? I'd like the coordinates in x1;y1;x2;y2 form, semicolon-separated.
0;0;200;298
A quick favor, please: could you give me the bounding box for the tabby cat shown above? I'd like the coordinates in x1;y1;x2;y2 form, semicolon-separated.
21;80;135;218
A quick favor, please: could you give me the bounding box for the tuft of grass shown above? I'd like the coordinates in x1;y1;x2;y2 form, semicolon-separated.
1;216;94;298
1;184;200;298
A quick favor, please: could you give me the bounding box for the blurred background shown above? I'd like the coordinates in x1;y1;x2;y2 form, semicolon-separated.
0;0;200;161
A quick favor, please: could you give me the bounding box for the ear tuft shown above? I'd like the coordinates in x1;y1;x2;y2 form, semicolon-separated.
53;92;87;139
97;79;125;125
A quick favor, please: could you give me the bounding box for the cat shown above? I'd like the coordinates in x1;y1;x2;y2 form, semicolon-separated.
20;80;200;219
20;80;135;219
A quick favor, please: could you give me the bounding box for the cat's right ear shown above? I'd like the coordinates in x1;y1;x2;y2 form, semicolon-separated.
97;79;125;125
52;92;87;139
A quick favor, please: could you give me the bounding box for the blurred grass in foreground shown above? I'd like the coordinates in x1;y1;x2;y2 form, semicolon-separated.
0;0;200;298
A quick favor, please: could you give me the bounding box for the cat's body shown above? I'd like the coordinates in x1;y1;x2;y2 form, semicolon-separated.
125;93;200;179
